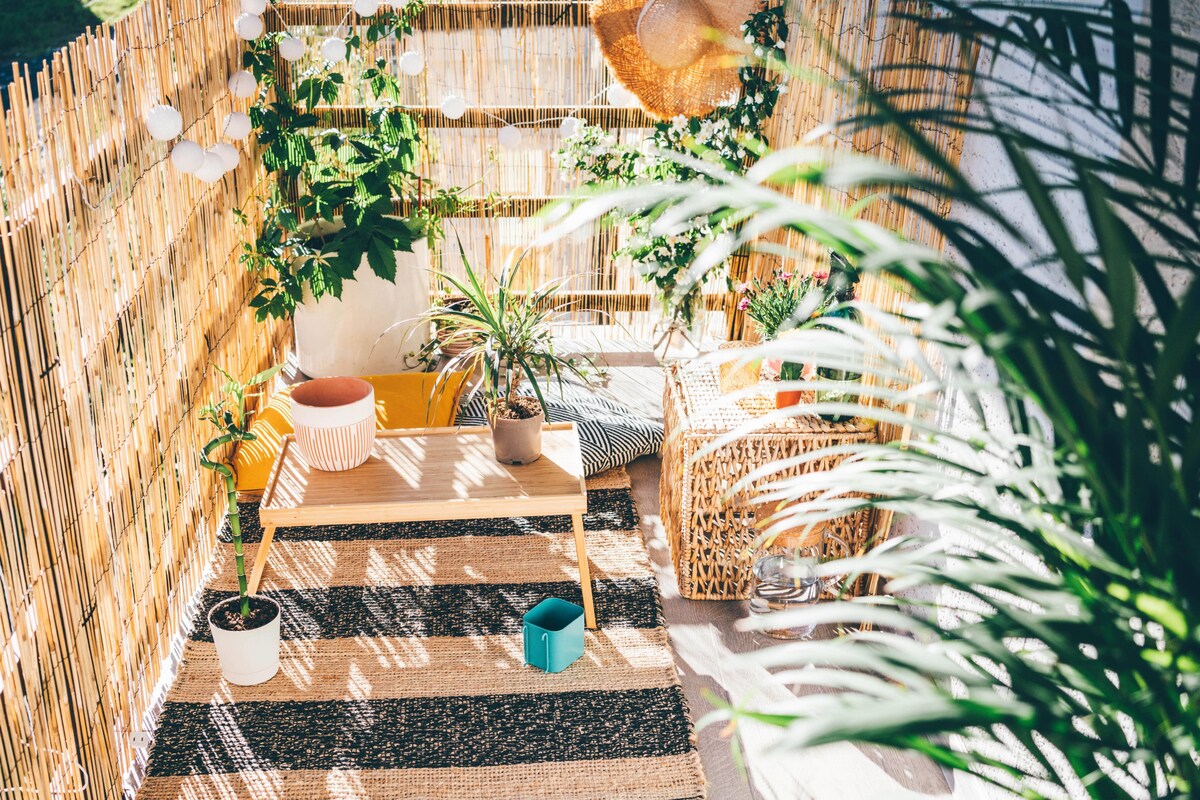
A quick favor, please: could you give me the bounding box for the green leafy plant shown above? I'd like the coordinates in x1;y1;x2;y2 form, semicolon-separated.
552;2;787;328
198;364;281;617
237;2;450;321
543;0;1200;795
415;248;595;421
738;268;828;341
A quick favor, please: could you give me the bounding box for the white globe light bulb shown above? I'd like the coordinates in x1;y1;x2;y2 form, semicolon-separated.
440;94;467;120
353;0;380;15
233;13;264;41
320;37;347;64
606;83;634;107
559;116;581;137
228;70;257;99
144;104;183;141
170;139;205;173
211;143;240;172
278;35;305;62
241;0;267;14
398;50;424;76
222;112;253;141
497;125;521;149
194;152;227;184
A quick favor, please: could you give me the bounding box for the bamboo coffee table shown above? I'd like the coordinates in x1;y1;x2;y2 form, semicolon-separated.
250;423;596;628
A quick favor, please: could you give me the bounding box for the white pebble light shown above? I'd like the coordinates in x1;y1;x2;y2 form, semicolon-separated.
212;143;241;172
194;151;227;184
353;0;381;15
234;13;265;41
497;125;521;149
559;116;582;137
170;139;205;173
278;35;305;62
228;71;257;99
144;104;183;141
440;94;467;120
320;37;347;64
606;83;634;107
398;51;424;76
241;0;268;13
223;112;252;140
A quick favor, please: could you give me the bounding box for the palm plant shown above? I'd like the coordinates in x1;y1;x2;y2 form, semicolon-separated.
544;0;1200;796
419;249;595;421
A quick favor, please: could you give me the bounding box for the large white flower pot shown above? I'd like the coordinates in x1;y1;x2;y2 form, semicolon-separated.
294;235;431;378
208;596;281;686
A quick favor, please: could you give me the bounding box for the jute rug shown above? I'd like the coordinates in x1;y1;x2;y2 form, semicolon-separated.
138;469;706;799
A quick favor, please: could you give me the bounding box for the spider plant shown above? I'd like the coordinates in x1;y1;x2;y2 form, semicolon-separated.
419;248;595;421
542;0;1200;795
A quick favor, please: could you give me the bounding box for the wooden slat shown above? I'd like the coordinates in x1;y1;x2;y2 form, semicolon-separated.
268;0;591;30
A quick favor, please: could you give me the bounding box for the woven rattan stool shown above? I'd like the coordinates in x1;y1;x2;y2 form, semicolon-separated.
661;353;881;600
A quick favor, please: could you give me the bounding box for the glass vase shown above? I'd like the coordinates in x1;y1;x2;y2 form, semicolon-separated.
748;551;822;640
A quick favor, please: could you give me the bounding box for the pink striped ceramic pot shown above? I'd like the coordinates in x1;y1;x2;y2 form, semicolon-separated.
290;377;376;472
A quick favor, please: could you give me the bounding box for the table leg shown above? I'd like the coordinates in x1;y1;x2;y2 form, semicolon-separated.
248;525;275;596
571;513;597;629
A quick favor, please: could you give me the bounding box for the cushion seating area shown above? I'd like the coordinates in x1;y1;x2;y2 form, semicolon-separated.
455;382;663;476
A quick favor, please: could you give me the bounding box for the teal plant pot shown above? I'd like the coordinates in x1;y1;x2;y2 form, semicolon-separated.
524;598;585;673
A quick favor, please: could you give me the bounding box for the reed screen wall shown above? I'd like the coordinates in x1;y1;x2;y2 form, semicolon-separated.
0;0;972;797
0;1;287;796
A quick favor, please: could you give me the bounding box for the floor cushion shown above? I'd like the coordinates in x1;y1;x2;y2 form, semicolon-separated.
455;382;663;476
233;371;469;492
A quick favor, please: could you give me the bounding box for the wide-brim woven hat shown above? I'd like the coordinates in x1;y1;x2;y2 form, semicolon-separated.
592;0;762;120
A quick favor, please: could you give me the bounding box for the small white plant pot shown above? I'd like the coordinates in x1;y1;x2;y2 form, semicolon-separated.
208;596;281;686
290;376;376;471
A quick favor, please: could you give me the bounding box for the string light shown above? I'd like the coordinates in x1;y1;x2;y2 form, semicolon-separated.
278;35;305;62
212;143;241;172
233;13;265;41
352;0;381;15
144;104;182;140
441;94;467;120
559;116;582;137
398;51;424;76
497;125;522;149
241;0;267;13
170;140;205;173
194;151;227;184
320;37;348;64
228;71;257;99
223;112;252;140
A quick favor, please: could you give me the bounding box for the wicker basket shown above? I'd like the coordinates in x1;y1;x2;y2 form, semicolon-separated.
661;349;881;600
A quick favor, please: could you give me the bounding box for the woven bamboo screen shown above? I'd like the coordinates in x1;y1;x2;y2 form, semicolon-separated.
0;1;287;796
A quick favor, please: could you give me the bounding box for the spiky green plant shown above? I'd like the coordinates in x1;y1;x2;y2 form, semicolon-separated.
198;364;281;617
543;0;1200;795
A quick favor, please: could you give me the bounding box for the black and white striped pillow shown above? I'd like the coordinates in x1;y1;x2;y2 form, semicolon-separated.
455;383;662;476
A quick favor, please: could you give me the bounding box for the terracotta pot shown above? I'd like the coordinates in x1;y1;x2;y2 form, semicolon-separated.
490;412;544;465
290;376;376;471
208;596;281;686
775;389;803;409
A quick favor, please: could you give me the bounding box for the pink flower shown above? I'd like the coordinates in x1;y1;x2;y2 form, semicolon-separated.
737;297;750;310
813;271;829;281
735;281;750;294
780;271;793;281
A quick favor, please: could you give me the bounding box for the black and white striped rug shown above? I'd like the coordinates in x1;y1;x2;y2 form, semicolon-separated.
137;470;706;799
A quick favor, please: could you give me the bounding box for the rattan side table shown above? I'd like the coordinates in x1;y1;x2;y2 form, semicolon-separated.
661;355;880;600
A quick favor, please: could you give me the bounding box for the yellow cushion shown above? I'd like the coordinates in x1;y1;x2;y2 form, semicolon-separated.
233;371;470;492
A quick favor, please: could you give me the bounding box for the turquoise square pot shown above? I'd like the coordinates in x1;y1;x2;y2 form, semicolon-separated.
523;598;585;673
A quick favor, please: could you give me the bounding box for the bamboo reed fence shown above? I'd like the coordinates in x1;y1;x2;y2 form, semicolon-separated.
0;0;973;796
0;1;287;796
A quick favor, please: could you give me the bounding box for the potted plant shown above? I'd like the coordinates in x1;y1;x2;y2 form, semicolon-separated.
198;363;283;685
417;250;595;464
738;268;828;408
236;5;446;377
812;252;863;422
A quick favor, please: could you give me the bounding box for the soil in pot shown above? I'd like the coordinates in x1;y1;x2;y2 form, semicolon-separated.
210;595;279;632
490;397;545;465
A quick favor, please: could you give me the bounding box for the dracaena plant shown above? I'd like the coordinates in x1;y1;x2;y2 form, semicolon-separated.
235;1;440;321
198;364;281;617
415;247;595;420
542;0;1200;796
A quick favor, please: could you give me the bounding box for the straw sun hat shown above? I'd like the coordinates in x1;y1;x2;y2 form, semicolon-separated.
592;0;763;120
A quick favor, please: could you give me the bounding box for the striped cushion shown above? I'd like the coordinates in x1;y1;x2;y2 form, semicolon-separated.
455;384;663;476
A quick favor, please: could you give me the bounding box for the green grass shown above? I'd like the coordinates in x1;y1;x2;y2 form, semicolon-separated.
1;0;141;66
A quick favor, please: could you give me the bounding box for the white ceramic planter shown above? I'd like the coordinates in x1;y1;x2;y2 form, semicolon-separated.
293;232;431;378
208;596;281;686
290;376;376;471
